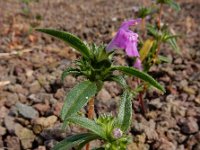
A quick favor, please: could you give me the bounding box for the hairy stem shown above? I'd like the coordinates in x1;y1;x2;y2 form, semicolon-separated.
86;97;95;150
157;3;163;29
137;79;147;115
141;18;146;38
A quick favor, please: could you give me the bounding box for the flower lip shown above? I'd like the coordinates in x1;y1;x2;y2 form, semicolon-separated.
120;18;142;30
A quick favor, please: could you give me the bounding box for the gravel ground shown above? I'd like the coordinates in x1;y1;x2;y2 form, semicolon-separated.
0;0;199;150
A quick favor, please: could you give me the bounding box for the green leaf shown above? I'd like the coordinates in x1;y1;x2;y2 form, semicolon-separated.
167;37;180;54
61;81;97;121
52;133;99;150
61;68;81;81
147;24;158;38
166;0;181;11
158;55;172;63
77;136;102;150
138;7;152;18
35;28;91;58
67;116;106;139
111;66;165;93
157;0;180;11
117;90;133;131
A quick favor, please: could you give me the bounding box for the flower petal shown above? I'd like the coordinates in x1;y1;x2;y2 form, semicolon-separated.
125;41;139;57
120;18;142;30
133;58;142;70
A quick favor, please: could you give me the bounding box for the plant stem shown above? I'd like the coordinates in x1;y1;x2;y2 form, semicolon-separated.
137;79;147;115
157;3;163;30
141;18;146;38
86;97;95;150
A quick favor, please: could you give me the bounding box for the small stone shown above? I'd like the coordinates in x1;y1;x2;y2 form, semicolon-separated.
171;105;186;117
5;93;19;107
29;81;41;93
53;102;63;116
16;119;29;128
194;96;200;105
15;124;35;149
4;116;15;133
63;75;76;88
5;136;21;150
37;146;46;150
104;82;122;97
183;86;196;95
0;126;6;136
181;117;199;134
0;106;9;119
149;98;163;109
166;94;176;102
33;103;50;114
96;88;112;102
134;133;146;143
54;88;65;100
33;115;57;128
174;58;182;64
9;84;28;95
166;129;187;144
16;102;39;119
26;69;34;78
145;120;158;141
146;111;157;119
186;108;197;117
28;94;39;102
128;142;149;150
158;138;176;150
180;79;188;88
18;93;27;103
177;145;184;150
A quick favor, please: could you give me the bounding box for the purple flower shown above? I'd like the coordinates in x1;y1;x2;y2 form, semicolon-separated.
106;19;141;57
134;58;142;70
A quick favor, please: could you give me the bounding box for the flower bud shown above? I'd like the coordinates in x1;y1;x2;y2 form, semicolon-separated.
113;128;123;139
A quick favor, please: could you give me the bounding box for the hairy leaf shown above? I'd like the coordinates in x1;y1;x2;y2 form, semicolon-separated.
166;0;181;11
158;55;172;63
36;29;91;58
111;66;165;92
52;133;99;150
61;81;97;121
67;116;106;139
168;37;180;54
117;90;133;131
